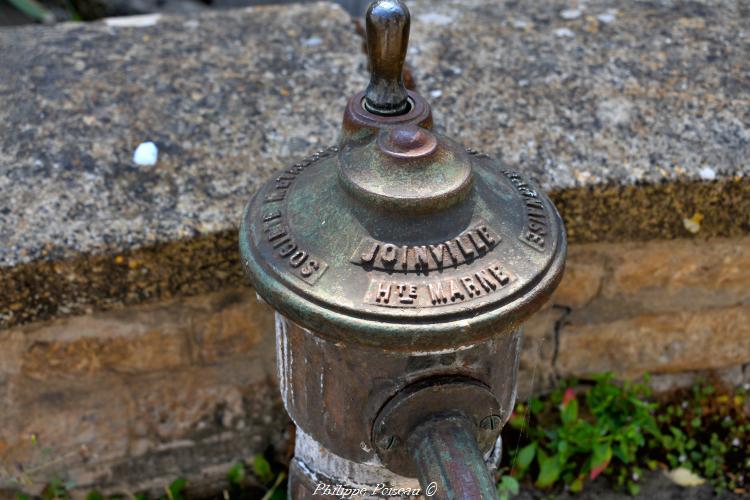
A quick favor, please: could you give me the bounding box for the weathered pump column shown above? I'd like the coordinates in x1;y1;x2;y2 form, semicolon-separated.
239;1;567;497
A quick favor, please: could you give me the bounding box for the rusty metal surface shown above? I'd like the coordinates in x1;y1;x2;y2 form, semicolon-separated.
289;428;422;498
371;377;502;477
408;415;497;500
275;316;522;465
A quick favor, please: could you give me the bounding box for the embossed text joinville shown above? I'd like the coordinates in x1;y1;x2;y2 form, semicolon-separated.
352;222;500;273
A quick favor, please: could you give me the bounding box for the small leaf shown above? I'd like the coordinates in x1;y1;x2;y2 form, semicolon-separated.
516;443;536;470
227;462;246;485
561;388;576;407
168;477;187;500
5;0;54;23
252;454;275;484
529;398;544;414
627;482;641;495
85;492;104;500
589;443;612;479
569;476;584;493
509;415;526;429
561;398;579;426
535;452;562;489
497;476;520;499
262;471;287;500
267;489;287;500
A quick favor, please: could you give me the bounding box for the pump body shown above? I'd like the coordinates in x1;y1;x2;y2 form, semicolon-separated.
239;1;567;498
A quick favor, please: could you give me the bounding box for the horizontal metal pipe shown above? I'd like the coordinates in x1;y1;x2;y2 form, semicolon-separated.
407;415;496;500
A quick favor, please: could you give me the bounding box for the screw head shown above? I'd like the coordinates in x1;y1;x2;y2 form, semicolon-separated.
378;435;398;450
480;415;503;431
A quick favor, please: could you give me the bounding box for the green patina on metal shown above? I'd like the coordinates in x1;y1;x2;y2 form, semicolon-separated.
409;415;498;500
239;115;566;348
239;0;566;350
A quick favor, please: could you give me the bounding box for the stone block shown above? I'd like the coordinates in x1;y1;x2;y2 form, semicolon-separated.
11;288;274;382
550;248;605;308
0;375;132;486
517;306;568;398
569;237;750;324
608;238;750;298
188;289;274;364
557;305;750;379
19;314;191;379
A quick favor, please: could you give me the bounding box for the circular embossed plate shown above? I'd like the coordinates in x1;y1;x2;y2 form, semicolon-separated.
240;142;566;349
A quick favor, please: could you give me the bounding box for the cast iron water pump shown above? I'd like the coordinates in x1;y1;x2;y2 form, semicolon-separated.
240;1;567;497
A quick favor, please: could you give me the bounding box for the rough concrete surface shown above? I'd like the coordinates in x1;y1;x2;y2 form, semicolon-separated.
1;1;749;329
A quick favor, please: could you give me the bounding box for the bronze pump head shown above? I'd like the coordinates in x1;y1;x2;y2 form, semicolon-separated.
239;1;567;497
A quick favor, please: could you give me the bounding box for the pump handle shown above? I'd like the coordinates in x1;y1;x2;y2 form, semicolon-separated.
364;0;411;116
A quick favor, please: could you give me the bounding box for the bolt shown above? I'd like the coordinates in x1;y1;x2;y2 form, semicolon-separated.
378;435;398;450
480;415;503;431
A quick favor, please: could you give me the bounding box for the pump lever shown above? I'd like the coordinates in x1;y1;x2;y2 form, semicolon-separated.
364;0;411;116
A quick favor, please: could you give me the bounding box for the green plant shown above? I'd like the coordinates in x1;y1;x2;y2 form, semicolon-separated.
499;374;750;497
3;0;54;22
496;474;519;500
504;374;660;495
227;462;246;486
250;454;286;500
2;0;83;23
164;478;186;500
654;381;749;493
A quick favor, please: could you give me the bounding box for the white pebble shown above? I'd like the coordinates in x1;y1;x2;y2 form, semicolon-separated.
560;9;581;20
105;13;161;28
683;218;701;234
554;28;575;38
698;166;716;180
430;89;443;98
597;13;616;24
133;141;158;166
303;36;322;47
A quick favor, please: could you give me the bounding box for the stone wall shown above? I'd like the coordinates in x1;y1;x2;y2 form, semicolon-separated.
0;288;289;496
520;236;750;396
2;237;748;494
